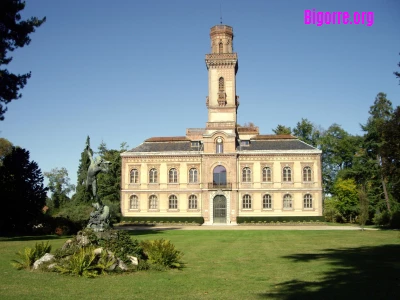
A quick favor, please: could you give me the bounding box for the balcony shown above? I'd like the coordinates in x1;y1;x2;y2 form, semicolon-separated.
208;183;232;190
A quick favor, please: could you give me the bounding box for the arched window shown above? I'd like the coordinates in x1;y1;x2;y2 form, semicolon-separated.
263;194;272;209
283;167;292;182
303;167;312;182
130;195;138;209
169;195;178;209
304;194;313;208
242;167;251;182
219;42;223;53
189;168;198;183
242;194;252;209
130;169;139;184
188;195;197;209
149;195;158;209
219;77;224;91
169;168;178;183
283;194;293;209
149;168;158;183
262;167;272;182
213;165;227;186
216;137;223;154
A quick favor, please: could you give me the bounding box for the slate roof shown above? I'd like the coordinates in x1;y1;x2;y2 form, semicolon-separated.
127;135;317;153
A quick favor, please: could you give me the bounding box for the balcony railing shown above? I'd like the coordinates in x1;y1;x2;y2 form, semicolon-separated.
208;183;232;190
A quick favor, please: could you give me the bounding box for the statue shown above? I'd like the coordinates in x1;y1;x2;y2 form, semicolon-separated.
85;136;112;232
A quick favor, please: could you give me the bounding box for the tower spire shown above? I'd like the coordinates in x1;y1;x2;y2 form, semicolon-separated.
220;4;223;24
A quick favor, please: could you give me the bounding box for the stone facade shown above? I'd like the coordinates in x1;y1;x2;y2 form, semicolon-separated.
120;24;323;225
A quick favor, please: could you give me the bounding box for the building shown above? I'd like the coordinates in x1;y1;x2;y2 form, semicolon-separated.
120;24;323;225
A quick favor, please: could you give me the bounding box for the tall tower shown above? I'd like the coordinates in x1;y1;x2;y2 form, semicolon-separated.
204;25;239;153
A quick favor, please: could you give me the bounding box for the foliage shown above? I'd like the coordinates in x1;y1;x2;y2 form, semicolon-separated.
323;198;344;223
372;210;391;226
11;241;51;270
55;246;115;278
119;216;204;224
44;167;75;209
272;124;291;135
0;0;46;120
332;178;359;222
0;147;47;234
236;216;325;223
358;185;369;228
99;230;144;264
73;136;93;204
0;137;13;165
395;52;400;84
140;239;183;269
292;118;321;147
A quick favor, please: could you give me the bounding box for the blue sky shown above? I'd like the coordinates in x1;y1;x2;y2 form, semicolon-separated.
1;0;400;189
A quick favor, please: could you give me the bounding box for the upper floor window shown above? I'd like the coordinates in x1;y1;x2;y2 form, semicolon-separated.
188;195;198;209
189;168;198;183
219;77;224;91
149;168;158;183
216;137;223;154
262;167;272;182
219;42;223;54
130;195;138;209
263;194;272;209
283;167;292;182
283;194;293;209
130;169;139;184
242;194;252;209
240;140;250;146
168;168;178;183
303;167;312;182
304;194;313;209
169;195;178;209
149;195;158;209
242;167;251;182
191;141;200;148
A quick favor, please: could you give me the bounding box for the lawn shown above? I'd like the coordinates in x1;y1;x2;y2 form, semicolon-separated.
1;229;399;299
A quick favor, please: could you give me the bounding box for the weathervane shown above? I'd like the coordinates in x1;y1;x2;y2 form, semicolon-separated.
220;4;223;24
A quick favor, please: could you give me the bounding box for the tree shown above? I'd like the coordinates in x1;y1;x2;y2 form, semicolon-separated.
395;52;400;85
272;124;291;135
361;92;394;212
292;118;321;147
0;146;47;233
0;137;13;165
44;167;75;209
72;136;93;204
358;185;369;229
0;0;46;120
332;178;359;222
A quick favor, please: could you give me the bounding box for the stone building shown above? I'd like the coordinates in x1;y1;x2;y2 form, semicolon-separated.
120;24;323;225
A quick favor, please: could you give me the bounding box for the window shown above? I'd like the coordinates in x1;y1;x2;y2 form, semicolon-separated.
191;141;200;148
219;42;223;54
283;167;292;182
262;167;272;182
304;194;313;209
303;167;312;182
240;140;250;146
169;168;178;183
263;194;272;209
242;167;251;182
188;195;197;209
216;138;223;153
242;194;252;209
283;194;293;209
129;195;138;209
189;168;198;183
219;77;224;91
169;195;178;209
149;168;157;183
130;169;139;184
149;195;158;209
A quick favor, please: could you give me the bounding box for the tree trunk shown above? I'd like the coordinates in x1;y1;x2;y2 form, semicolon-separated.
378;154;391;212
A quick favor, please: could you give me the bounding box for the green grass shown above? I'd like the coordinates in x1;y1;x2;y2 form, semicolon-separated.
1;230;399;299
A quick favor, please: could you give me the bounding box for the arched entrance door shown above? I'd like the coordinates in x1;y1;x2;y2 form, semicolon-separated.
213;195;227;223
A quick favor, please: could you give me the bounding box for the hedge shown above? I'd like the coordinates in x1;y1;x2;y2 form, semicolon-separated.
237;216;325;223
119;216;204;224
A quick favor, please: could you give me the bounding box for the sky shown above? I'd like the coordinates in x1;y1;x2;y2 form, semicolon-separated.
1;0;400;189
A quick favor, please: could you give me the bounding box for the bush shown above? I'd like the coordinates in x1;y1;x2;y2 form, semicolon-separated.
12;241;51;270
389;210;400;229
140;239;183;269
372;210;391;226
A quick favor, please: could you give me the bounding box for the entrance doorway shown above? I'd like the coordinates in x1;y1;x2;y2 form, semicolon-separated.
213;195;227;223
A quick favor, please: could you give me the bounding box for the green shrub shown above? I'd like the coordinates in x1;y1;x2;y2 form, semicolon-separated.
373;210;391;226
140;239;183;269
12;241;51;270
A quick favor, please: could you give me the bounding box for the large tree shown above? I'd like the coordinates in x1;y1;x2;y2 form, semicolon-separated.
44;167;75;209
395;52;400;85
272;124;291;135
0;0;46;120
0;137;13;165
72;136;93;204
292;118;321;147
0;146;47;233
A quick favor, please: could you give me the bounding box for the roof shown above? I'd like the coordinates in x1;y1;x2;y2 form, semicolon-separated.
128;141;200;153
238;139;316;151
251;134;295;140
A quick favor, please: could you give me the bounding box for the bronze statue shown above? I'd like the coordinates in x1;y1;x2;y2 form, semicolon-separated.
85;136;112;232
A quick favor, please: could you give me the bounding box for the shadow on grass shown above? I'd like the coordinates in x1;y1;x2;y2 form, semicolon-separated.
0;235;68;242
260;244;400;300
120;227;185;237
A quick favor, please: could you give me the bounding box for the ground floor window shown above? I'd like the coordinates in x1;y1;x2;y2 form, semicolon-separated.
263;194;272;209
149;195;158;209
130;195;138;209
242;194;252;209
304;194;313;208
188;195;197;209
169;195;178;209
283;194;292;209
